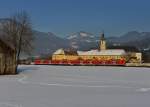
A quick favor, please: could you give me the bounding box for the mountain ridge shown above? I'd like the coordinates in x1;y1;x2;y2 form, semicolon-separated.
0;18;150;56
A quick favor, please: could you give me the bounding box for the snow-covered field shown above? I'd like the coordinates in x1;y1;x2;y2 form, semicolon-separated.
0;65;150;107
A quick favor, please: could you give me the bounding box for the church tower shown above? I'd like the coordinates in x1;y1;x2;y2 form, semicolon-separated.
99;32;106;50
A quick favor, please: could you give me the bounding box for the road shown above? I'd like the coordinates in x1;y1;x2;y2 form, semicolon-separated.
0;65;150;107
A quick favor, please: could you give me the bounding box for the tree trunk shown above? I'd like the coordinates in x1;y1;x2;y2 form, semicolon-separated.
4;54;7;74
16;34;22;73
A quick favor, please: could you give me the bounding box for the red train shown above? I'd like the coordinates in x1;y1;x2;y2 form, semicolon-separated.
34;59;126;66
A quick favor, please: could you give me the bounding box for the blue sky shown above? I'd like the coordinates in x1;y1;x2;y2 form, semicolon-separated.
0;0;150;37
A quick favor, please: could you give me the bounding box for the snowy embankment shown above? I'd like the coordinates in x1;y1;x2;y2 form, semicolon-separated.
126;63;150;67
0;65;150;107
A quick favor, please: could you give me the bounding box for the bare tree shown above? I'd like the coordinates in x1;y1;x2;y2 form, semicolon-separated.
2;11;34;73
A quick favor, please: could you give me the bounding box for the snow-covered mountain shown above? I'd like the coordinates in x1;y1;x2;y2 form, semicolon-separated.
67;31;95;40
32;31;69;56
107;31;150;49
67;31;99;50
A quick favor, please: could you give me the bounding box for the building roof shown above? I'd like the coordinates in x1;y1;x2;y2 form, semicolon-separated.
53;49;65;55
53;48;126;56
77;49;126;56
107;46;140;52
53;48;78;55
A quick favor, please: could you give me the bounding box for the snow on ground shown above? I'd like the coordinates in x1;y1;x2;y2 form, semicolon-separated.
0;65;150;107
